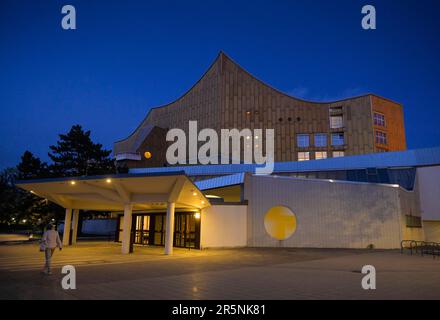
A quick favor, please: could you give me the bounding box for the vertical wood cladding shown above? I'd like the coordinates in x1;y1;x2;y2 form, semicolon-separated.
115;52;406;164
371;95;406;152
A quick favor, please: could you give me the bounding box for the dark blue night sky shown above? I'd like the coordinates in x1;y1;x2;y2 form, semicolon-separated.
1;0;439;169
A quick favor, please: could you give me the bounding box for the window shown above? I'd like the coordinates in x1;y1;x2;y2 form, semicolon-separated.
330;115;343;129
332;151;345;158
406;215;422;228
297;152;310;161
117;215;124;242
315;151;327;160
314;134;327;147
374;112;386;127
375;131;387;145
329;106;343;114
297;134;310;148
331;133;345;146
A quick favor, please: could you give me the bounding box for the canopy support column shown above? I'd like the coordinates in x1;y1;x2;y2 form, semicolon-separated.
62;208;73;246
164;202;175;255
71;209;80;245
121;204;133;254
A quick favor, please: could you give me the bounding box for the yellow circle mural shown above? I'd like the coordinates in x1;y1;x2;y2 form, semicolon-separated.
144;151;152;159
264;206;297;240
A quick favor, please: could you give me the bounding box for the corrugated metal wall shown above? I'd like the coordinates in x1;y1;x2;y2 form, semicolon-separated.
244;175;408;249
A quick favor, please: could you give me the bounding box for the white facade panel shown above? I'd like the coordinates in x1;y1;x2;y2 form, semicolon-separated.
244;175;413;249
201;205;247;248
417;166;440;221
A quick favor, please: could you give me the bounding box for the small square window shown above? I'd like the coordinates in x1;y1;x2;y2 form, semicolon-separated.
331;133;345;146
332;151;345;158
315;151;327;160
330;115;343;129
374;112;386;127
297;134;310;148
314;134;327;147
298;152;310;161
375;131;387;145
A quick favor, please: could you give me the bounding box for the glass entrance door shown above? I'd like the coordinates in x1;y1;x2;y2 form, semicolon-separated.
153;214;165;246
120;212;200;249
174;213;200;249
134;215;150;245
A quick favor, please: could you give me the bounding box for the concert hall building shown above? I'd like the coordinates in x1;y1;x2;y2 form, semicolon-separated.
17;53;440;255
114;52;406;169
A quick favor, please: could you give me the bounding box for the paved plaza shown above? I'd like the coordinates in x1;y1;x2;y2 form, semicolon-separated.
0;241;439;300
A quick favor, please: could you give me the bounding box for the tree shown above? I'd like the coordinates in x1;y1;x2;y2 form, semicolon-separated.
48;125;115;177
0;168;18;225
0;152;65;230
16;151;50;180
1;126;115;231
13;152;64;229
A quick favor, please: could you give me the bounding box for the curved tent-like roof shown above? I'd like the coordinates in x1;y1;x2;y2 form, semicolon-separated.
114;52;398;158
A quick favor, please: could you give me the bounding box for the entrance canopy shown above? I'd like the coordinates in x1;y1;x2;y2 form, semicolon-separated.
17;171;210;211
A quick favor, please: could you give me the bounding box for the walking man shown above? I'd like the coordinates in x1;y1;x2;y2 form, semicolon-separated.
41;224;62;275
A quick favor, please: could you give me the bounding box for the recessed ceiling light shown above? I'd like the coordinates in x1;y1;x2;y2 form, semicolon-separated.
205;195;221;199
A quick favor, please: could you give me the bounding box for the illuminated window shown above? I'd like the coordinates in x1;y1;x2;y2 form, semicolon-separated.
374;112;386;127
331;133;345;146
330;115;343;129
297;134;310;148
332;151;345;158
375;131;387;145
315;151;327;160
298;152;310;161
314;134;327;147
